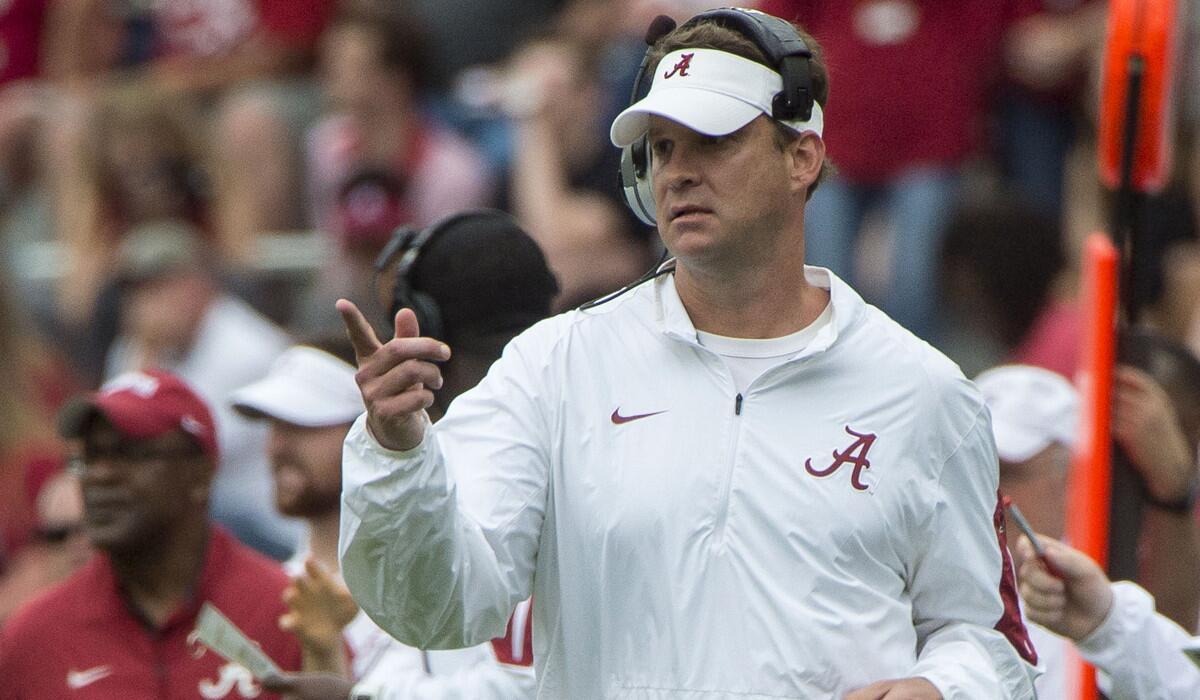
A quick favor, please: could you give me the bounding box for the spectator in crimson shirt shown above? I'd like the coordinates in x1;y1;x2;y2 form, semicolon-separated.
293;1;494;338
756;0;1039;340
0;370;302;699
151;0;340;266
147;0;334;94
43;0;334;95
39;0;338;268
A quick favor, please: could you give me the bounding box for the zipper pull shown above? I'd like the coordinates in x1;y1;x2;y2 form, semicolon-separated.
735;393;743;415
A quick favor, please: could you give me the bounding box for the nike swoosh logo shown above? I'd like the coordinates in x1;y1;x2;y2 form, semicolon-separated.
67;666;113;689
611;408;666;424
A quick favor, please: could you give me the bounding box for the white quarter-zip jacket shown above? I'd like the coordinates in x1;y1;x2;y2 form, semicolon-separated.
340;268;1040;699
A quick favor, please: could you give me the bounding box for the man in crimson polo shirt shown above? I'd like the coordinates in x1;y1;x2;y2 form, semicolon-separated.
0;370;302;699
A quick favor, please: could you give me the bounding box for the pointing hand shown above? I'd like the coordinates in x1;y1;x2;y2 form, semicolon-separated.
337;300;451;451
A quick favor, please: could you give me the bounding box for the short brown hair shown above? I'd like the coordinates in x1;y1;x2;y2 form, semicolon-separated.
646;18;834;198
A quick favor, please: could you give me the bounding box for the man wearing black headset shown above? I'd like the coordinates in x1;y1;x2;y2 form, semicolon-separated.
335;9;1038;699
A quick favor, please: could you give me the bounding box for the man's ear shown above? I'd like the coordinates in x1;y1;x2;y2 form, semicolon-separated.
787;132;825;196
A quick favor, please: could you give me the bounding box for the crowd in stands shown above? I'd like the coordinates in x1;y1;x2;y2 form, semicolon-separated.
0;0;1199;697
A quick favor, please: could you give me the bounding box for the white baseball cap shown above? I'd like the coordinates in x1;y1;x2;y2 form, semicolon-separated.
610;48;825;148
975;365;1080;463
231;346;364;427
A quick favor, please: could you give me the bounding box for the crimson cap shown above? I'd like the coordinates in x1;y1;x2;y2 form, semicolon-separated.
58;370;219;461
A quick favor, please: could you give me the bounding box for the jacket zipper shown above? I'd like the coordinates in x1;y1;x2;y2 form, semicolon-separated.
711;393;745;547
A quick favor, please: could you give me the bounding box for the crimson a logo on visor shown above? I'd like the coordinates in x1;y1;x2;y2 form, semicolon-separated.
663;52;694;79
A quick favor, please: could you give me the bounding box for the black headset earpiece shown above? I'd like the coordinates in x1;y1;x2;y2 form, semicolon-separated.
618;7;816;226
374;223;444;341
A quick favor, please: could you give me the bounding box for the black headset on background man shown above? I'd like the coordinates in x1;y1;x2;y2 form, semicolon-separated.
373;210;513;341
374;209;562;338
618;7;818;227
373;216;453;341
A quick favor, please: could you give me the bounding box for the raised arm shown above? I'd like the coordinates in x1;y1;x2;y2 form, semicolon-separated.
337;301;551;649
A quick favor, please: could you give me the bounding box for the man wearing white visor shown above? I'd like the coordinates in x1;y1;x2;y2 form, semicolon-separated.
229;341;535;700
607;47;824;152
336;8;1037;699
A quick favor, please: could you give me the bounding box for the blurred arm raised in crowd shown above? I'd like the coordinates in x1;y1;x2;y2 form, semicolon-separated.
44;88;104;327
40;0;122;87
1112;361;1200;630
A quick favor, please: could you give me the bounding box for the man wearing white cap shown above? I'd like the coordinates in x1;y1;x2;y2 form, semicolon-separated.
979;349;1200;700
336;8;1037;699
976;364;1080;699
976;365;1079;545
230;341;535;699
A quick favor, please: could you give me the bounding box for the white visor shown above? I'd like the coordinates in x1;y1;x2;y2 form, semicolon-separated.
610;48;824;147
231;346;364;428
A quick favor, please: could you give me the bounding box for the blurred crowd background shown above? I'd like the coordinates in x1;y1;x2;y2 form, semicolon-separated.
0;0;1199;627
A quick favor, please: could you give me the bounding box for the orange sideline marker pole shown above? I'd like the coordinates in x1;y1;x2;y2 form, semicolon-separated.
1064;233;1119;700
1098;0;1180;193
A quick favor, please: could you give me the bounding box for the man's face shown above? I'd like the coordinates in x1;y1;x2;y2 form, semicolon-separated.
121;272;209;353
77;418;209;553
647;115;810;267
266;420;349;518
999;442;1070;540
320;25;410;131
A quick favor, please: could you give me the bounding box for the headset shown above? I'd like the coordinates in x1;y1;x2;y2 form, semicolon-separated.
376;209;563;340
374;219;447;341
619;8;818;227
373;210;513;341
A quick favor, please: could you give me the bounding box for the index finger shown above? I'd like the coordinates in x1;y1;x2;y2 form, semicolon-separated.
303;557;335;584
336;298;382;364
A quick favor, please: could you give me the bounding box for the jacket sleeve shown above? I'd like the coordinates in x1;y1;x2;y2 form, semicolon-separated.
1078;581;1200;700
339;330;554;650
906;405;1040;699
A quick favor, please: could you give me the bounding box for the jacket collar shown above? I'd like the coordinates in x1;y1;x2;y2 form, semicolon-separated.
654;265;863;362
